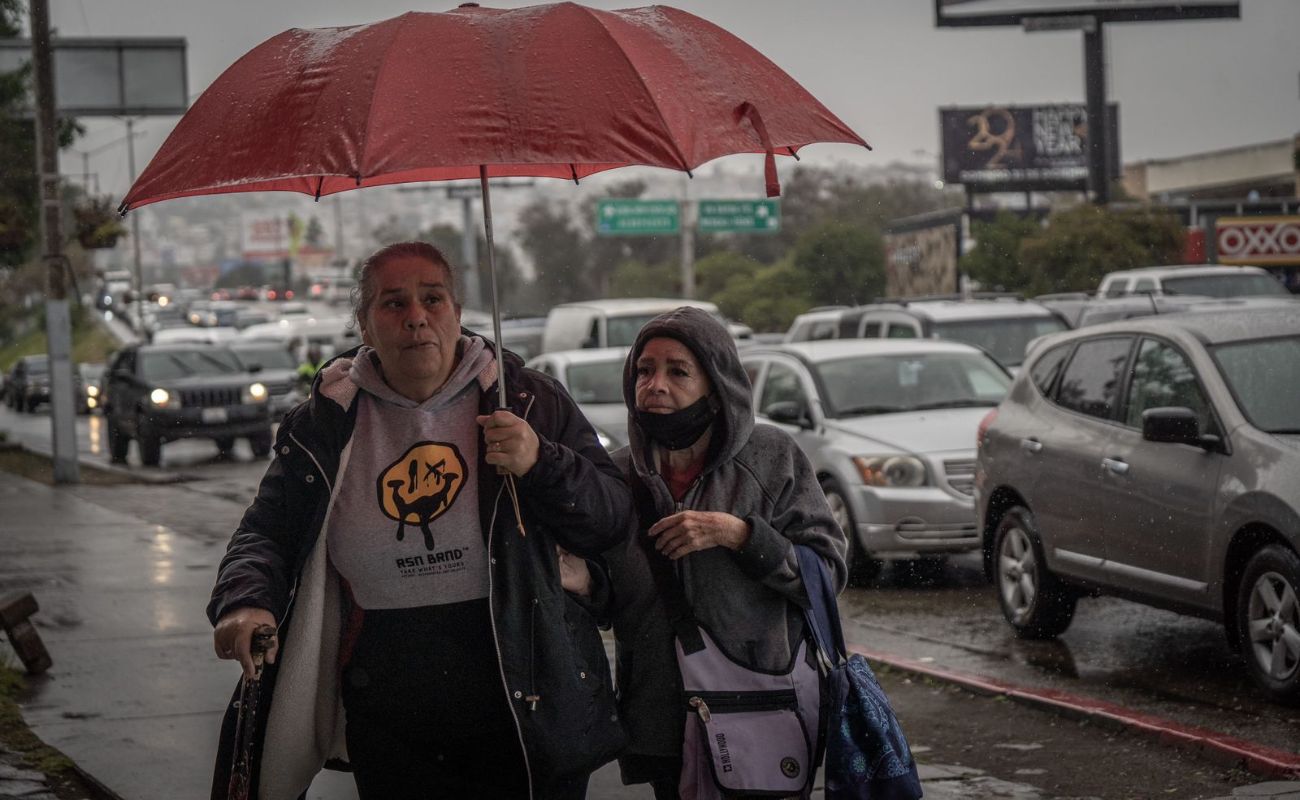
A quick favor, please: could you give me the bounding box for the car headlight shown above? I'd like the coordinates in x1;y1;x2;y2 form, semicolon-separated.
149;388;179;408
244;382;269;403
852;455;927;488
86;385;99;398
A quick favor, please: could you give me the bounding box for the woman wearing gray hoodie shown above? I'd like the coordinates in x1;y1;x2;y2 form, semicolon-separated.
604;306;848;798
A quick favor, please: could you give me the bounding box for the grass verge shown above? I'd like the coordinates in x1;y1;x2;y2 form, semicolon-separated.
0;307;120;372
0;446;134;486
0;659;108;799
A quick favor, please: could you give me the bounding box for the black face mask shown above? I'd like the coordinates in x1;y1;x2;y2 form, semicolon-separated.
635;395;717;451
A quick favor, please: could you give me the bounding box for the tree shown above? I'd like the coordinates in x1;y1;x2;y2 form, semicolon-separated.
419;222;523;312
790;221;885;306
960;212;1043;293
713;259;812;333
0;0;81;268
515;198;590;305
608;259;678;298
694;250;761;300
304;215;326;247
1020;205;1186;294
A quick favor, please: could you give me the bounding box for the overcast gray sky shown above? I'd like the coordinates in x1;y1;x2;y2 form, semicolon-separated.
45;0;1300;199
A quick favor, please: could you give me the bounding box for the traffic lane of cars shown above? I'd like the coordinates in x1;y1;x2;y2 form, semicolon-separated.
976;306;1300;703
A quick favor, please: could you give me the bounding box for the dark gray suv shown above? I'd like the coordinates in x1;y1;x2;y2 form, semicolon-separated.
103;344;273;466
974;307;1300;702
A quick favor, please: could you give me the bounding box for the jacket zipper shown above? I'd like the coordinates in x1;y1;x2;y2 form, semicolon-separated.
486;390;537;800
686;689;798;715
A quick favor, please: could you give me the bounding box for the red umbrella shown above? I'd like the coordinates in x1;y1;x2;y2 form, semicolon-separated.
121;2;869;403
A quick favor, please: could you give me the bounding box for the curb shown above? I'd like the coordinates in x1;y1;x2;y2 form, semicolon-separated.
854;646;1300;780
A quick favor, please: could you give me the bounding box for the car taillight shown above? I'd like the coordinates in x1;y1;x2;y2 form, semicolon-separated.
977;408;998;451
285;289;294;299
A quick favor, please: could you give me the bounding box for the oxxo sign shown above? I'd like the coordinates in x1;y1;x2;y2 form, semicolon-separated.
1216;216;1300;266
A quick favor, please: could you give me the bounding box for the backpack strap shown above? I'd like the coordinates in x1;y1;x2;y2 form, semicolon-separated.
795;544;846;665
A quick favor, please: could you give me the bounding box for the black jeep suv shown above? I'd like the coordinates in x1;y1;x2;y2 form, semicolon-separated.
103;344;273;466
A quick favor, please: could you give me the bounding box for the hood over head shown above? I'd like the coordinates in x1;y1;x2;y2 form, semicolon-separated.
623;306;752;472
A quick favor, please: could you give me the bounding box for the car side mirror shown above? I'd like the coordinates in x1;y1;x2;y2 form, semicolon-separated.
766;401;812;429
112;369;133;381
1142;407;1203;447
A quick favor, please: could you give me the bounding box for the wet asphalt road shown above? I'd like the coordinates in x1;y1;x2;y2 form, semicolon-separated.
2;402;1297;797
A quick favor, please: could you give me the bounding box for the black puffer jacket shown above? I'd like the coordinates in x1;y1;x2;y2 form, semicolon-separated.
207;340;632;799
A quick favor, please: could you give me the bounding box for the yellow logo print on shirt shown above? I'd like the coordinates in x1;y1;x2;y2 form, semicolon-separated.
377;442;467;551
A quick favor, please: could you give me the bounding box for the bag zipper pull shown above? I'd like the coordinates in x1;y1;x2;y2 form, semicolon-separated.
525;694;540;712
689;696;711;722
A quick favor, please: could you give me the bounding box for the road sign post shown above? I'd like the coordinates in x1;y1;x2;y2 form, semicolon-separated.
596;199;680;236
696;199;781;233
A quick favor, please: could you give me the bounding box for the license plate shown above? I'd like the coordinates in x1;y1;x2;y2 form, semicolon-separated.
202;408;228;424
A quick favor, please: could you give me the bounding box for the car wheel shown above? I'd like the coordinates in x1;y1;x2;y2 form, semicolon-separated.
820;477;881;586
107;417;130;464
214;437;236;457
1236;545;1300;704
994;506;1076;639
248;429;272;459
137;422;162;467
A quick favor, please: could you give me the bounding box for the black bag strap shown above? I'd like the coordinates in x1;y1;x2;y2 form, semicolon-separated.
630;475;706;654
795;544;847;665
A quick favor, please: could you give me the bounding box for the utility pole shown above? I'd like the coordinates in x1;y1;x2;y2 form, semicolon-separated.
1083;22;1110;206
30;0;79;484
124;117;145;333
680;177;695;299
460;194;480;308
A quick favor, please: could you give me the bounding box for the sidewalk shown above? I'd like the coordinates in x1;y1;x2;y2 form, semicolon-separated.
1;467;1297;800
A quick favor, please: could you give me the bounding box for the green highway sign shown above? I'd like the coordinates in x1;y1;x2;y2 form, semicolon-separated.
697;199;780;233
596;199;680;236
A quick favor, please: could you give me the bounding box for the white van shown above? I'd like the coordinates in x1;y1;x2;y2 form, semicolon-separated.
541;298;724;353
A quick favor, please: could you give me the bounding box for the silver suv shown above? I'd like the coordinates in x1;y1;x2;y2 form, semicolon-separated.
742;340;1012;583
785;296;1068;371
975;307;1300;702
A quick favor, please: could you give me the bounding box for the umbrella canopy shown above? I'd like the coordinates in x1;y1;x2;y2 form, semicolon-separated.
120;2;868;211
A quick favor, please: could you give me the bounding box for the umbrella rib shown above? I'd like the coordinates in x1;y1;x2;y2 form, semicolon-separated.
585;9;693;174
355;13;417;186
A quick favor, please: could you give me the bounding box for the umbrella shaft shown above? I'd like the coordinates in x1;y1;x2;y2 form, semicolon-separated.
480;166;507;409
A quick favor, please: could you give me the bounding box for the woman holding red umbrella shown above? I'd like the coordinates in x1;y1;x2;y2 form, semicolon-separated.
209;242;631;799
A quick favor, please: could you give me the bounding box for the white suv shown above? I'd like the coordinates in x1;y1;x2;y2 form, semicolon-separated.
785;296;1067;371
1097;265;1289;300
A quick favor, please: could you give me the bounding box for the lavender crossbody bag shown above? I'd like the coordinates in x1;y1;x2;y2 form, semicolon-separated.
640;530;822;799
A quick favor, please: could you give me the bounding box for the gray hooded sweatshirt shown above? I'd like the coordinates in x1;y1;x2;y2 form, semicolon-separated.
606;306;848;763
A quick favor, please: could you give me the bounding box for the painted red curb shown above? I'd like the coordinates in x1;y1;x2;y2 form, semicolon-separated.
851;645;1300;780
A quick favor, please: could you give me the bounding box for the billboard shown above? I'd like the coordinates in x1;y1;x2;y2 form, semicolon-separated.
1215;216;1300;267
241;213;291;259
0;38;187;116
935;0;1240;27
884;211;963;298
940;103;1118;192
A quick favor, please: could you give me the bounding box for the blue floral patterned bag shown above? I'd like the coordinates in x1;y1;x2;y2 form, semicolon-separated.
795;547;923;800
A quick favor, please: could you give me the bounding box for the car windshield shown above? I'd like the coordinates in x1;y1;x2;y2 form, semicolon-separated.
565;359;624;404
932;316;1067;367
24;358;49;374
1211;335;1300;434
140;349;244;380
816;351;1011;418
230;346;297;371
1163;274;1288;298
